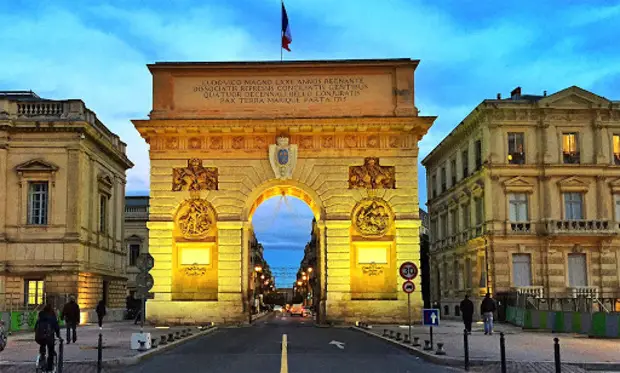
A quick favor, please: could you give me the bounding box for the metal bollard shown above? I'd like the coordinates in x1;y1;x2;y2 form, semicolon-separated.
554;338;561;373
389;330;395;339
396;332;402;341
383;329;389;337
499;332;507;373
412;336;420;347
175;331;181;340
435;342;446;355
187;328;193;335
463;329;470;371
97;333;103;373
160;335;168;345
58;338;64;373
151;337;158;348
423;339;433;351
403;334;410;344
168;333;174;342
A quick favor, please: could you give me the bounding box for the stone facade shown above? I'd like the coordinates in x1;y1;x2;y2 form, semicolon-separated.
0;91;133;319
133;59;435;325
423;86;620;318
124;196;150;293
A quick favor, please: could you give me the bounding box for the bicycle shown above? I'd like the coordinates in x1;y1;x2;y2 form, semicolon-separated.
35;338;62;373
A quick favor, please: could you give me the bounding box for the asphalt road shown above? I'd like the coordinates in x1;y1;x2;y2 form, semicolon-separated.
119;313;459;373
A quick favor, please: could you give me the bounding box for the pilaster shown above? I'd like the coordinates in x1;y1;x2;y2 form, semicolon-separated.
216;221;243;296
146;221;174;301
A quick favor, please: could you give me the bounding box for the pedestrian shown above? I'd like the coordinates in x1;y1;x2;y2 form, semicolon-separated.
34;304;61;371
60;295;80;344
460;294;474;334
96;300;107;328
480;293;497;335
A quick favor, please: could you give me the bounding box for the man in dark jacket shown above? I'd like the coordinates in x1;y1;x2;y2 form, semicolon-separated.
61;295;80;343
35;304;61;371
460;294;474;334
96;300;106;328
480;293;497;335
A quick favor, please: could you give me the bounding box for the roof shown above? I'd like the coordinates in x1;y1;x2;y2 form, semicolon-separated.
0;90;46;102
125;196;149;207
148;58;419;70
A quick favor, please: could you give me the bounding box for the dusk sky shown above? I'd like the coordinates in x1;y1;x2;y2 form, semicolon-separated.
2;0;619;286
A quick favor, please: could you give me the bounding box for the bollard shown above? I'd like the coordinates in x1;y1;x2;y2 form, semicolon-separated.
412;336;421;347
151;337;158;348
138;340;147;352
187;328;193;335
435;342;446;355
160;335;168;345
396;332;402;341
58;338;64;373
554;338;561;373
389;330;395;339
97;333;103;373
463;329;470;371
175;331;181;340
403;334;410;344
181;329;187;337
168;333;174;342
383;329;389;337
423;339;432;351
499;332;507;373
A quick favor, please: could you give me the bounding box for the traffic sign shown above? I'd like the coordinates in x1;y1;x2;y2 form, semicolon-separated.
402;281;415;293
136;253;155;272
135;289;155;299
399;262;418;280
423;308;440;326
136;273;154;291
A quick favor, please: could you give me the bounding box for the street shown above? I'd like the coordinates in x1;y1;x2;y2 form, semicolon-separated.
121;313;457;373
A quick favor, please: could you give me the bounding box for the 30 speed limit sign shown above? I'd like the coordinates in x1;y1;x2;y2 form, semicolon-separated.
399;262;418;280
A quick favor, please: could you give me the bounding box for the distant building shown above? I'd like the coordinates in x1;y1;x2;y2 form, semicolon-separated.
0;91;133;319
124;196;150;295
419;208;431;308
423;86;620;318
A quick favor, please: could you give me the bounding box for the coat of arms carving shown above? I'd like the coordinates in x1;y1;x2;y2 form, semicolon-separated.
268;136;298;180
172;159;218;191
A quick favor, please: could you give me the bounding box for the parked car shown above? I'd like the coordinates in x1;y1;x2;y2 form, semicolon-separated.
302;307;313;317
289;303;304;316
273;305;283;313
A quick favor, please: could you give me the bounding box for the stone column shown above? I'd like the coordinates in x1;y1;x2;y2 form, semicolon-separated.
241;222;251;315
216;221;243;321
317;220;327;324
324;220;351;323
144;221;174;322
65;147;80;238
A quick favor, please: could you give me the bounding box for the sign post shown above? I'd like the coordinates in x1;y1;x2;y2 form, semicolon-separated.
423;308;441;350
399;262;418;344
135;253;155;331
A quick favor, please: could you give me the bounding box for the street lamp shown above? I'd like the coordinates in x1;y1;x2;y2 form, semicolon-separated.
307;267;313;273
302;275;307;281
254;265;262;272
260;274;265;280
297;281;302;286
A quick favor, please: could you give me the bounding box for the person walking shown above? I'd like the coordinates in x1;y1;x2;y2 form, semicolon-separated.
61;295;80;344
34;304;61;371
460;294;474;334
480;293;497;335
96;300;107;328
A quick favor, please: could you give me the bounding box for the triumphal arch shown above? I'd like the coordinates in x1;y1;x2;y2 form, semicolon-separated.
132;59;435;324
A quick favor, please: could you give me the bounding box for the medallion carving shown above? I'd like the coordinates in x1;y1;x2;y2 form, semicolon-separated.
184;265;207;277
351;198;394;237
210;137;223;150
300;136;313;149
322;136;334;148
362;262;384;276
269;136;298;180
349;157;396;189
232;136;244;149
166;137;179;150
367;135;379;148
345;135;357;148
388;135;400;148
188;137;202;149
175;199;216;239
172;159;218;191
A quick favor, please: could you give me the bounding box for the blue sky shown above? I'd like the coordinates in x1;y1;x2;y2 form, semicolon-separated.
2;0;619;285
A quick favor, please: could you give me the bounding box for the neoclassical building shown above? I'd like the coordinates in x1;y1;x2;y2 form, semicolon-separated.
125;196;150;295
0;91;133;317
423;86;620;317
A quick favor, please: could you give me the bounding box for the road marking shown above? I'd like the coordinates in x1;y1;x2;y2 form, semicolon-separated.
329;340;345;350
280;334;288;373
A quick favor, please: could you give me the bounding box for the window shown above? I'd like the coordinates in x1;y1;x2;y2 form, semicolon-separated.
562;133;580;164
475;198;484;225
568;253;587;287
509;193;528;222
564;193;583;220
27;182;49;225
512;254;532;287
129;244;141;266
431;219;438;243
440;167;447;192
441;214;448;239
464;258;472;288
507;132;525;164
474;140;482;170
453;260;460;289
614;135;620;165
99;195;108;232
450;209;457;235
25;280;44;306
462;150;469;178
463;204;471;229
431;175;437;198
615;195;620;222
450;158;457;186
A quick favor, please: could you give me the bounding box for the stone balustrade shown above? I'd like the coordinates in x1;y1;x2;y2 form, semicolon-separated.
509;221;532;234
514;286;544;298
125;207;149;220
570;286;599;299
544;219;615;235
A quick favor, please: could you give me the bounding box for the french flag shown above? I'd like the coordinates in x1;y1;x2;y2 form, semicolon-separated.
281;2;292;52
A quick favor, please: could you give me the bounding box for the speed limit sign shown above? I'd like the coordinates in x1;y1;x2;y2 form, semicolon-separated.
399;262;418;280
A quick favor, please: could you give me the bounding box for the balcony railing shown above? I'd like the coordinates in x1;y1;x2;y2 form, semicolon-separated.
508;152;525;165
563;152;580;164
514;286;544;299
569;286;599;299
544;220;614;235
125;207;149;220
510;221;532;233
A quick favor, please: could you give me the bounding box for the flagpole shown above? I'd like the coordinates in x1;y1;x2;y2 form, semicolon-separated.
280;0;283;62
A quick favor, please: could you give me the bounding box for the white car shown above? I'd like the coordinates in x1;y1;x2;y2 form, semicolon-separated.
273;305;283;313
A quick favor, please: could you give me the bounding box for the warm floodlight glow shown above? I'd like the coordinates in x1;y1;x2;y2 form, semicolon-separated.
255;265;262;272
297;281;302;286
307;267;313;273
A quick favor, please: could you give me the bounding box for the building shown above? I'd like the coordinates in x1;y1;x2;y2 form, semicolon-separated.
419;208;431;307
423;86;620;318
0;91;133;319
125;196;150;295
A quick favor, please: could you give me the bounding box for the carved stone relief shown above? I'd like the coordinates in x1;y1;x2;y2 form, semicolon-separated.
322;136;334;148
349;157;396;189
172;159;218;191
175;198;216;239
367;135;379;148
210;137;223;150
232;136;244;149
188;137;202;149
166;137;179;150
351;197;395;237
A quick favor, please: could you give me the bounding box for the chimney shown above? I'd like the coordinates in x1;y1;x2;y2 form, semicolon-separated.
497;93;501;99
510;86;522;100
543;90;547;97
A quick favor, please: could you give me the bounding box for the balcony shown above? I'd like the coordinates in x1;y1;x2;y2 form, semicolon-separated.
510;221;532;233
125;207;149;220
570;286;599;299
615;153;620;166
543;220;615;235
508;152;525;165
514;286;544;299
563;152;580;164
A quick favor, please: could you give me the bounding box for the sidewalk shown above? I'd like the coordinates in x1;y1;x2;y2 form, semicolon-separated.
359;320;620;371
0;321;213;366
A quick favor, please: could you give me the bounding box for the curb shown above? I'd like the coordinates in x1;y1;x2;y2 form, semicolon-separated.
351;326;620;371
250;311;271;323
0;326;218;368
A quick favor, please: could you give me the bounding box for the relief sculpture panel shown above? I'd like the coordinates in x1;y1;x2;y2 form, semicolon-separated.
172;158;218;191
349;157;395;189
351;198;395;237
175;199;217;239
